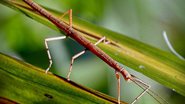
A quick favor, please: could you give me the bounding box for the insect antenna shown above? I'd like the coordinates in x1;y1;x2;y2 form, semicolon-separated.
131;75;169;104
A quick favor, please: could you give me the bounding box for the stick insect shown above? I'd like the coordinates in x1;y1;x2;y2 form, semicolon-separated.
23;0;168;104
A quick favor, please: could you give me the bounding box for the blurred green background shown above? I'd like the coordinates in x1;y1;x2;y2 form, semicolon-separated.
0;0;185;104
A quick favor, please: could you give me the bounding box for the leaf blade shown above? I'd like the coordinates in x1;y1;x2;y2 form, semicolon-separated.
0;52;126;104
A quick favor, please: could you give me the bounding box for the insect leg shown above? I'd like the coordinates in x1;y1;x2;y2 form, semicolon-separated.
67;50;86;81
58;9;72;28
45;36;67;73
67;36;108;80
94;36;106;45
115;71;121;104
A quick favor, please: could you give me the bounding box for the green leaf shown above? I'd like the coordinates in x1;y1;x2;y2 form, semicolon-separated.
0;52;126;104
0;0;185;98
